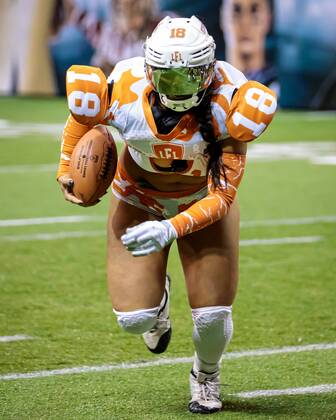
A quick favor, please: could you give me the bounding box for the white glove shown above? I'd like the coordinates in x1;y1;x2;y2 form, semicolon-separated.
121;220;177;257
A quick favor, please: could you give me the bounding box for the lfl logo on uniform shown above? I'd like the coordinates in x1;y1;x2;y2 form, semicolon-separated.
152;143;184;159
171;51;182;62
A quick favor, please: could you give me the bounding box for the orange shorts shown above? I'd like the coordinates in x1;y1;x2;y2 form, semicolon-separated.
111;161;207;219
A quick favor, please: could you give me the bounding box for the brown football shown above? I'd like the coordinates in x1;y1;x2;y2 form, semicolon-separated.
69;125;117;205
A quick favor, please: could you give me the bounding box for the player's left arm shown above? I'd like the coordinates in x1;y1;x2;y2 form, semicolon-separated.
169;80;277;236
169;139;246;237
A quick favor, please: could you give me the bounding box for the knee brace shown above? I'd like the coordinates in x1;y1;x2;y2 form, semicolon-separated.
113;307;159;334
192;306;233;373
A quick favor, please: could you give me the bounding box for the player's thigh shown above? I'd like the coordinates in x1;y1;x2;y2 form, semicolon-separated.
107;195;169;311
177;199;240;308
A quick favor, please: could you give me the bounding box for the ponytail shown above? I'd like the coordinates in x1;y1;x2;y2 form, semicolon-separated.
194;92;226;189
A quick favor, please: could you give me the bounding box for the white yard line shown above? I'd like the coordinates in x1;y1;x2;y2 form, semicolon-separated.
0;116;335;139
311;156;336;165
240;215;336;227
1;215;335;229
0;120;120;140
0;215;105;227
0;120;64;138
1;155;336;175
225;342;336;359
240;236;322;246
0;335;34;343
233;384;336;399
247;141;336;163
0;232;322;243
1;142;336;174
0;230;105;241
1;342;335;381
0;164;56;174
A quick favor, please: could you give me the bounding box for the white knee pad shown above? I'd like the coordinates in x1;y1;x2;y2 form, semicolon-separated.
113;307;159;334
192;306;233;373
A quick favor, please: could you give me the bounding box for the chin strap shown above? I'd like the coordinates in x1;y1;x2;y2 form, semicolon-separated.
159;89;207;112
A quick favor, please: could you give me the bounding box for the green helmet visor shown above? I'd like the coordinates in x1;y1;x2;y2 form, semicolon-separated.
150;66;210;97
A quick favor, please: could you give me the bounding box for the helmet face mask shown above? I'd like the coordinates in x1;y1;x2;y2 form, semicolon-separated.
144;16;216;111
148;64;213;96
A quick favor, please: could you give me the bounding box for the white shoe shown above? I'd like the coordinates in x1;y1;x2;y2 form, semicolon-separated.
188;369;222;414
142;275;171;354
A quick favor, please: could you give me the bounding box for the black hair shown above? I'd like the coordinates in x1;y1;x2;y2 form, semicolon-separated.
194;91;226;189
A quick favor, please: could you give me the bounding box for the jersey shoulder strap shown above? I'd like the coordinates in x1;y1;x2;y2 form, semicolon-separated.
211;61;248;139
107;57;146;111
66;65;109;126
213;61;247;89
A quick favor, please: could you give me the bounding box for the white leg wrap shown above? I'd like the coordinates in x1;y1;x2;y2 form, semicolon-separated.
192;305;233;373
113;307;159;334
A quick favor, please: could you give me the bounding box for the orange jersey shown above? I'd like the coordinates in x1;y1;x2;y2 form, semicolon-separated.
57;58;276;236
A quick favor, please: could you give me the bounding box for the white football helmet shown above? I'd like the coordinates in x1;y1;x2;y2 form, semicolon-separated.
144;16;216;112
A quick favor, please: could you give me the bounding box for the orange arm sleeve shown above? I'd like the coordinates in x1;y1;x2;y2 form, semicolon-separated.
57;65;110;179
56;115;92;179
169;153;246;237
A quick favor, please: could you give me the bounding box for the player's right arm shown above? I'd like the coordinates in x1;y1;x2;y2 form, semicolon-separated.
57;65;110;204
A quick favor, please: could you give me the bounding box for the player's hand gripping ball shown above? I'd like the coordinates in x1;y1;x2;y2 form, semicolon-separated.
69;125;117;206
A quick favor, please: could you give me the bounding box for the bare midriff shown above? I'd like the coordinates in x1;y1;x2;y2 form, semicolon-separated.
121;146;207;192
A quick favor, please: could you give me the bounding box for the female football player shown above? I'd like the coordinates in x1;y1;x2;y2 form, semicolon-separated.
57;16;276;414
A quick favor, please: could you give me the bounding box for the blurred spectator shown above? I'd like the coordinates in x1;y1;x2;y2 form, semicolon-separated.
49;0;102;94
0;0;55;95
220;0;279;95
275;0;336;109
91;0;177;76
73;0;111;20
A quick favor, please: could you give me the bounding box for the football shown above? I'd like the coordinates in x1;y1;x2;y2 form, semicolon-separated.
69;125;117;205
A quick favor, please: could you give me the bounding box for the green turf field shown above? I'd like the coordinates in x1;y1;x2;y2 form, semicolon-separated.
0;97;335;419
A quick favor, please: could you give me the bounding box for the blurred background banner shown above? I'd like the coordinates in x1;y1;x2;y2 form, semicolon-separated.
0;0;335;109
275;0;336;109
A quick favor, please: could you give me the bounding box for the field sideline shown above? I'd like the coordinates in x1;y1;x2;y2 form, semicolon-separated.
0;97;335;419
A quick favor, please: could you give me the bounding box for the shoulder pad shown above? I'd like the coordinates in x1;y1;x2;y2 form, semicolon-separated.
213;61;247;90
107;57;145;83
226;80;277;142
107;58;145;111
66;65;109;125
